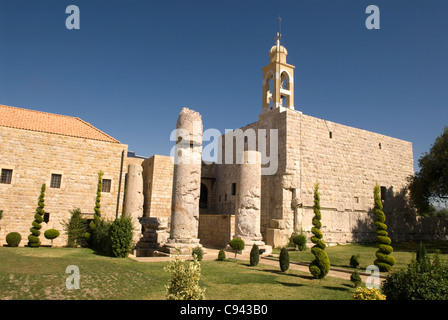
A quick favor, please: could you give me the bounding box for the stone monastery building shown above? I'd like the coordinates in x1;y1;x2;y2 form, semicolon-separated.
0;34;416;250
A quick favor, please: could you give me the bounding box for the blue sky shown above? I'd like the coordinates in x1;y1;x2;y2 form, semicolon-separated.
1;0;447;173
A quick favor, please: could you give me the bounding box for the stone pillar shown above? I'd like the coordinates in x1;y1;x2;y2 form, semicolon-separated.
123;163;144;244
234;150;271;254
164;107;203;254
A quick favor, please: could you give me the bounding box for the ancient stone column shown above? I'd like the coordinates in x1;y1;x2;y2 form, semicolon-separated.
123;163;144;244
234;150;271;253
164;107;203;254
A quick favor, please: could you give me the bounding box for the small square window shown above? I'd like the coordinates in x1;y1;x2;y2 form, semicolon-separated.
102;179;111;193
43;212;50;223
0;169;13;184
50;174;62;188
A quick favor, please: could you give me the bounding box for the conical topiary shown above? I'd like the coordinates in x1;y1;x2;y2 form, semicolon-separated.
373;183;395;272
279;247;290;272
28;184;46;247
309;183;330;279
250;244;259;266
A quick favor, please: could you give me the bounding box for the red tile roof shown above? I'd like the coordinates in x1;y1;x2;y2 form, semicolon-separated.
0;104;120;143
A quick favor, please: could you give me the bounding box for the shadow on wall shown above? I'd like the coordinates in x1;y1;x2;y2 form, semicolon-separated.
352;187;448;243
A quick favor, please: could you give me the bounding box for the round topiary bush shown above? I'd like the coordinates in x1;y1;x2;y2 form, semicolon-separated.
350;254;360;268
6;232;21;247
44;229;60;246
192;246;204;261
217;249;226;261
229;238;245;260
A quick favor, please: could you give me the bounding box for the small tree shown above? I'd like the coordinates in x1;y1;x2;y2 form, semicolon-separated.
229;238;245;260
88;170;104;242
6;232;21;247
164;254;205;300
192;246;204;261
44;229;60;247
292;233;307;260
373;183;395;272
350;270;362;287
109;216;133;258
309;183;330;279
250;244;259;266
350;255;360;268
63;208;87;247
28;184;46;247
279;247;290;272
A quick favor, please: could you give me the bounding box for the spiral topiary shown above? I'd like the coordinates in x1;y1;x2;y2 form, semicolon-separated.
309;183;330;279
28;184;46;247
373;183;395;272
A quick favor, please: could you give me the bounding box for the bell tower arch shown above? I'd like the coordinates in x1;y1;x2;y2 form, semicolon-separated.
261;18;295;114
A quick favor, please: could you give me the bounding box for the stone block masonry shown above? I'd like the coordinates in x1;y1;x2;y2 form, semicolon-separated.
0;126;127;247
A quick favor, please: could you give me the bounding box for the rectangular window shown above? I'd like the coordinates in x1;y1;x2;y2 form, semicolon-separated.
380;186;387;201
231;183;237;196
102;179;111;193
50;174;62;188
44;212;50;223
0;169;13;184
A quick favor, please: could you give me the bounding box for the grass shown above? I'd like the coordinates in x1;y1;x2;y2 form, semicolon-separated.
0;247;356;300
281;241;448;273
1;241;447;300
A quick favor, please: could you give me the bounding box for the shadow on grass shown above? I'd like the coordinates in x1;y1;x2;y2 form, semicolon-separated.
323;286;351;292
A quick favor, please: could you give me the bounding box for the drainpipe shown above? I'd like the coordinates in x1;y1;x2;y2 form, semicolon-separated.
115;149;125;219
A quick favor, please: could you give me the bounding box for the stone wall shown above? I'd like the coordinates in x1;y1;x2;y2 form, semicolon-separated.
0;126;128;247
142;155;173;218
198;214;235;249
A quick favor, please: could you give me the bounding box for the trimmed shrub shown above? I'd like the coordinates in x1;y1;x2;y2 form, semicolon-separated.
309;183;330;279
164;254;205;300
63;208;87;247
91;218;112;255
217;249;226;261
250;244;259;266
350;254;360;268
6;232;21;247
109;216;133;258
87;170;104;244
350;270;362;287
292;234;307;251
381;252;448;300
192;246;204;261
353;287;386;300
373;184;395;272
44;229;60;246
28;184;46;247
229;238;245;260
279;247;290;272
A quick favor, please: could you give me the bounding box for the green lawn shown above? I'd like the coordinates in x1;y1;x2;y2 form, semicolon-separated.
0;247;355;300
281;241;448;272
1;241;447;300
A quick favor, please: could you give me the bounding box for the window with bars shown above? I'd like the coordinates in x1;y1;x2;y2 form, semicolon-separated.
102;179;111;193
50;174;62;188
1;169;13;184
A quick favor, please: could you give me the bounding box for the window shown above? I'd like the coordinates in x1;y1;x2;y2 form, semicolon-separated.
50;174;62;188
231;183;237;196
380;186;387;201
0;169;12;184
329;132;333;139
44;212;50;223
102;179;111;193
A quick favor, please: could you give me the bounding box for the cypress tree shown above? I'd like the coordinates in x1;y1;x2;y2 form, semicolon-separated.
28;184;46;247
373;183;395;272
88;170;104;243
279;247;290;272
309;183;330;279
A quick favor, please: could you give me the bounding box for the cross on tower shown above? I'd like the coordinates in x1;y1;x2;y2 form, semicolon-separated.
276;15;282;41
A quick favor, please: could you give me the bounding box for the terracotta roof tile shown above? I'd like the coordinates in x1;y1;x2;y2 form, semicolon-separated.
0;104;120;143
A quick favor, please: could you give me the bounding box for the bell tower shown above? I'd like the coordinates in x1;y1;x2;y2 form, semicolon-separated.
261;17;295;114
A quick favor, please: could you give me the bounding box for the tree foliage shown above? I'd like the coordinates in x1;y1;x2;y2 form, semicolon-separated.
408;126;448;216
28;184;46;247
309;183;330;279
373;184;395;272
